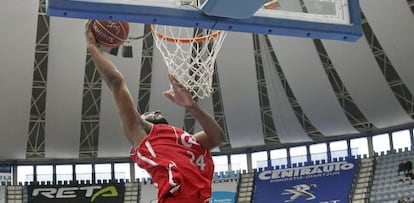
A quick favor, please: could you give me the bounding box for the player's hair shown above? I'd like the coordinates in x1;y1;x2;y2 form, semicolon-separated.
142;111;169;125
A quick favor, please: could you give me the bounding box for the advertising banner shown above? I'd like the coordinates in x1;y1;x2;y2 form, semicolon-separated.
28;183;125;203
0;164;12;184
211;191;235;203
211;177;238;203
253;159;358;203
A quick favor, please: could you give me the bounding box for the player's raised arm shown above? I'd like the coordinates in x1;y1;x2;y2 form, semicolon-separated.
85;21;148;148
163;74;224;150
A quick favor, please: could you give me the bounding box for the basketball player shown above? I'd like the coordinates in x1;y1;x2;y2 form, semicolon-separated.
85;21;224;203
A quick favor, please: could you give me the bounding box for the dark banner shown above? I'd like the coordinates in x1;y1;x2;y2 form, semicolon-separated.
28;183;125;203
253;159;358;203
0;164;11;183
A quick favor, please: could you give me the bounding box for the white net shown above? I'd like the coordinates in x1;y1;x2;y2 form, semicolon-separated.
151;24;227;99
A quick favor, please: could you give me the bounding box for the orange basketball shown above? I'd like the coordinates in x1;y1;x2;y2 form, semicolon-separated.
90;20;129;48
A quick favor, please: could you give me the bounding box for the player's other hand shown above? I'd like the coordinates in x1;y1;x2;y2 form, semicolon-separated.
163;74;194;108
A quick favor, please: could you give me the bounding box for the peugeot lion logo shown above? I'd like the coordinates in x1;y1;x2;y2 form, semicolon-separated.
281;184;317;202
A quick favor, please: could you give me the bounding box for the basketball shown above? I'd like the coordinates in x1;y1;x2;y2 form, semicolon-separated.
90;20;129;48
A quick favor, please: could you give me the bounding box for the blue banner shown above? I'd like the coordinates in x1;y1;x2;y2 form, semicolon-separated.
253;159;358;203
211;191;235;203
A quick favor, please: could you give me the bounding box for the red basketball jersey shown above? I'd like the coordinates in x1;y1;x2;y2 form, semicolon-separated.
130;124;214;203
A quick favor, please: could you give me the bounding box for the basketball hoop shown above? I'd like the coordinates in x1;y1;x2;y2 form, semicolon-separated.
151;24;227;99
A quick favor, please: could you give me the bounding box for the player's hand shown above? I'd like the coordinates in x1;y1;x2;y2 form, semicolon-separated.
163;74;194;108
85;20;98;48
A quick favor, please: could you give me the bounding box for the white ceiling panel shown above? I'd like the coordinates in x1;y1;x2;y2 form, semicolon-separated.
0;0;38;159
323;37;412;128
216;32;264;148
45;18;86;159
360;0;414;95
268;36;358;136
261;36;312;143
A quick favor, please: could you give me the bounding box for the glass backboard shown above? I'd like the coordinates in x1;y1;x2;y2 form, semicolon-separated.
46;0;362;41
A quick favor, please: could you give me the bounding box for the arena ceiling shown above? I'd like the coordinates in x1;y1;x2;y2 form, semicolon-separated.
0;0;413;161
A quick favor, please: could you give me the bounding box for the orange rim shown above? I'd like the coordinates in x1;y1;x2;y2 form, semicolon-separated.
150;24;222;43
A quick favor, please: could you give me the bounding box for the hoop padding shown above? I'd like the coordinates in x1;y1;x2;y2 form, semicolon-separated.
151;24;227;99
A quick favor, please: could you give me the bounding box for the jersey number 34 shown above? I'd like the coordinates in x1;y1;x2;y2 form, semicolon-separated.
187;151;206;171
